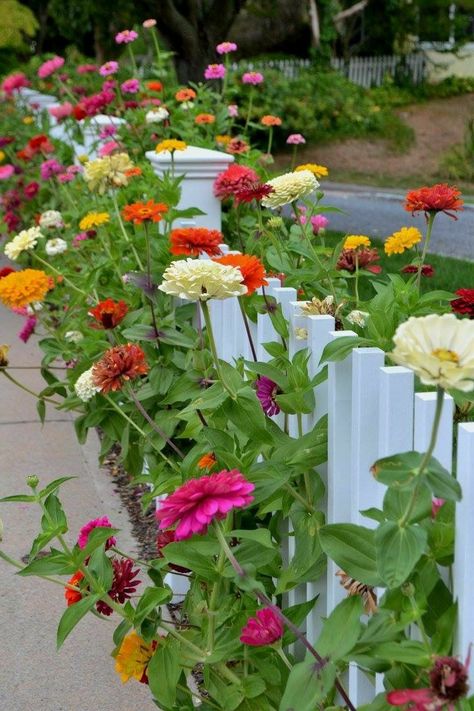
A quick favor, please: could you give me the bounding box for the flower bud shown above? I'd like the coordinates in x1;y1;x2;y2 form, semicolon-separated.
26;475;39;489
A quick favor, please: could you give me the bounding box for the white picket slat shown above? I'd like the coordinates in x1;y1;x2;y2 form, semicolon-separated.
414;392;454;470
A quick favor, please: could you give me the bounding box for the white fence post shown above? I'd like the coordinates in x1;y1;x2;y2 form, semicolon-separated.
414;392;454;470
378;366;415;458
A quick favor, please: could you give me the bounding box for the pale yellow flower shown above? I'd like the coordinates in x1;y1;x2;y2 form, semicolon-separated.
83;153;134;194
261;170;319;209
344;235;371;250
4;226;42;261
159;258;247;301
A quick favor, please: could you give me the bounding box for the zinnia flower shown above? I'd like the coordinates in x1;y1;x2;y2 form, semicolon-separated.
261;115;282;127
64;571;85;606
49;102;73;121
99;61;119;77
40;159;63;181
156;469;255;540
214;164;259;201
286;133;305;145
387;655;469;710
121;79;140;94
390;313;474;392
405;184;463;219
256;376;281;416
74;367;100;401
96;558;141;616
235;181;274;204
37;56;64;79
143;18;157;28
261;170;318;209
240;608;284;646
402;263;434;278
195;113;215;125
83;153;135;193
115;631;156;684
170;227;223;257
39;210;64;230
79;212;110;230
175;88;196;102
226;138;250;155
1;72;30;95
155;139;187;154
213;254;267;295
122;201;168;225
228;104;239;117
77;515;116;549
198;452;217;469
92;344;149;393
18;316;37;343
344;235;371;250
115;29;138;44
158;258;247;301
451;289;474;318
337;248;381;274
89;298;128;328
145;107;169;123
216;41;237;54
347;310;369;328
4;226;42;260
146;80;163;92
204;64;226;80
384;226;422;256
0;165;14;180
242;71;264;85
45;238;68;256
296;163;328;179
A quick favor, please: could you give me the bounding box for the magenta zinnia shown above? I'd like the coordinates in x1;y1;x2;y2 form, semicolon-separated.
256;376;281;416
240;607;284;646
77;516;116;550
156;469;255;540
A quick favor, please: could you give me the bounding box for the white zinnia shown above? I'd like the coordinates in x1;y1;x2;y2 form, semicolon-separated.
74;367;100;401
4;226;42;260
158;258;247;301
65;330;84;343
261;170;319;209
145;107;170;124
391;313;474;392
39;210;64;230
347;310;369;328
45;238;68;256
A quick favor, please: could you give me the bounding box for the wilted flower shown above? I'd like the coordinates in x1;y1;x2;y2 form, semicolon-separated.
261;170;318;209
145;107;169;123
83;153;135;193
65;330;83;343
240;608;284;646
256;376;281;416
387;654;469;709
0;344;10;367
336;570;377;614
159;258;247;301
74;367;100;401
92;344;149;394
295;327;308;340
64;571;85;606
299;296;338;317
226;137;250;154
39;210;64;230
4;226;42;260
115;632;157;684
347;310;369;328
337;248;382;274
204;63;226;80
45;238;68;256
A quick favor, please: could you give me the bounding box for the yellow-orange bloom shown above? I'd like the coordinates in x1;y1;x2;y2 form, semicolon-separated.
175;88;196;102
215;134;232;146
79;212;110;230
155;139;187;154
343;235;371;251
197;452;217;469
261;115;282;127
384;226;422;256
296;163;329;179
0;269;52;308
114;631;156;684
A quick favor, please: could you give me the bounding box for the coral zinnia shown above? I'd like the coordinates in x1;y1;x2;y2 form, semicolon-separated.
451;289;474;318
197;452;217;469
240;608;284;646
214;164;259;201
260;115;282;127
175;88;196;102
195;113;215;124
170;227;223;256
115;631;157;684
0;269;52;308
92;344;149;393
89;298;128;329
337;248;382;274
256;376;281;416
122;200;168;225
405;183;463;219
64;570;85;606
156;469;255;540
96;558;141;616
213;254;267;295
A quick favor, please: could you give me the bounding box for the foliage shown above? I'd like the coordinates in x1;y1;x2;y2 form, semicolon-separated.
0;0;38;49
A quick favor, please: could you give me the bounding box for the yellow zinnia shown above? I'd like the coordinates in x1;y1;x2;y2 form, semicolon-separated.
83;153;134;194
384;226;422;256
79;212;110;231
296;163;329;179
344;235;371;250
114;631;156;684
155;139;187;154
0;269;52;308
22;116;34;125
215;135;232;146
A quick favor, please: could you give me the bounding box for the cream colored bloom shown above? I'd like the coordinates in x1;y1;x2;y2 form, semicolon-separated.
347;310;369;328
145;107;169;123
4;227;42;260
83;153;134;194
74;367;100;401
65;330;84;343
300;295;344;317
45;238;68;256
158;258;247;301
295;327;308;340
391;314;474;392
39;210;64;230
261;170;319;209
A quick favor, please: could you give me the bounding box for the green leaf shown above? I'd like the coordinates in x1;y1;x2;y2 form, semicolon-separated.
221;386;272;444
282;596;319;645
319;524;382;586
19;549;74;576
37;398;46;424
39;476;76;500
375;522;427;588
425;458;462;501
320;336;375;365
371;640;431;666
43;493;67;533
0;493;37;503
76;526;120;562
86;548;113;591
148;638;182;709
230;529;275;549
279;659;337;711
317;596;364;660
383;484;432;523
57;594;101;649
133;586;171;626
244;360;289;390
372;451;424;489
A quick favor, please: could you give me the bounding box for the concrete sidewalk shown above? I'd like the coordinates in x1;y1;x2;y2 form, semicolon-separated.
0;305;155;710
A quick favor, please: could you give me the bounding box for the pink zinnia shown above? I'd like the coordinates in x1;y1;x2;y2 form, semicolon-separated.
0;165;15;180
121;78;140;94
73;232;91;247
18;316;37;343
286;133;306;145
240;608;284;646
204;63;226;80
242;71;264;85
214;163;259;201
256;376;281;417
143;18;157;28
40;159;63;181
216;41;237;54
99;125;117;139
228;104;239;118
77;64;98;74
115;29;138;44
38;56;65;79
431;497;445;518
98;140;120;157
156;469;255;540
77;516;116;550
1;72;30;95
99;61;119;77
49;102;73;121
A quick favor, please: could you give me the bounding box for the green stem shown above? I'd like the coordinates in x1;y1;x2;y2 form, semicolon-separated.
238;297;257;361
276;646;293;670
409;596;431;651
200;300;236;398
151;28;162;73
32;253;86;297
267;126;274;156
143;222;160;339
111;192;145;271
416;212;436;291
127;44;138;75
126;384;185;460
0;549;80;590
1;370;64;407
354;252;360;307
284;483;314;513
207;547;226;652
243;90;254;135
159;621;205;660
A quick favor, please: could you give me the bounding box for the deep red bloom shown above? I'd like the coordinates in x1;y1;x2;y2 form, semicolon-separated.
89;298;128;329
387;654;470;710
401;263;435;278
24;181;40;200
92;343;149;393
0;267;15;279
235;181;274;204
0;136;14;148
405;184;463;219
240;608;284;646
156;529;190;573
214;164;259;201
170;227;223;256
3;211;21;232
337;247;382;274
96;558;141;616
451;289;474;318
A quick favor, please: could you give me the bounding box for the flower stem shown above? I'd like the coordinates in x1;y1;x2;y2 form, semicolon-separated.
127;44;138;75
238;297;257;361
143;222;160;339
276;645;293;670
1;369;64;407
111;192;144;271
207;546;226;652
244;90;254;135
354;252;360;307
32;252;86;297
126;384;185;459
267;127;274;156
200;300;236;398
416;212;436;291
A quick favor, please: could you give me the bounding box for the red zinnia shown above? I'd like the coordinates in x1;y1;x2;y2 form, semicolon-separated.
0;266;15;279
387;654;469;710
337;248;382;274
404;184;463;219
170;227;223;256
451;288;474;318
92;343;149;393
213;164;259;201
64;570;85;606
240;608;284;646
122;200;168;225
213;254;268;295
235;182;274;204
89;298;128;329
96;558;141;616
401;263;434;278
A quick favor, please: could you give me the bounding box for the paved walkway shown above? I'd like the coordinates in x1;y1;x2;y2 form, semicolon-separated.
0;305;155;710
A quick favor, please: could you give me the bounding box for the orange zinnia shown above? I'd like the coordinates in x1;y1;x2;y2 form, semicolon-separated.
261;115;282;127
122;200;168;225
404;184;463;219
197;452;217;469
146;80;163;92
170;227;223;257
175;88;196;102
89;298;128;329
195;113;215;125
124;167;142;178
213;254;267;295
92;343;149;394
226;138;250;155
65;570;85;606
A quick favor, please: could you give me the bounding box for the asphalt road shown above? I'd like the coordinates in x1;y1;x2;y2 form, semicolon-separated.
319;182;474;262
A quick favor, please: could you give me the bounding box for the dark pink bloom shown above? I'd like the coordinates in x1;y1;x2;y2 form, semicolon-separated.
256;376;281;416
98;141;120;157
99;125;117;139
387;654;470;710
0;136;14;148
204;64;226;80
121;78;140;94
18;316;37;343
4;210;21;232
40;159;63;181
401;263;435;278
156;469;255;540
214;163;259;201
38;56;65;79
77;64;98;74
99;61;119;77
24;182;40;200
0;165;15;180
96;558;141;616
431;497;445;518
242;71;264;85
49;102;73;121
1;72;30;95
77;516;116;550
240;608;284;646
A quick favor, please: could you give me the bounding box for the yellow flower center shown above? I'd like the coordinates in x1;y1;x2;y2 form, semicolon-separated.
432;348;459;364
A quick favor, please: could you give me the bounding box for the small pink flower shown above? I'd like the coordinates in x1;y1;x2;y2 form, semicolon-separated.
431;497;445;518
286;133;306;145
72;232;89;247
99;125;117;139
49;102;73;120
242;71;264;85
115;29;138;44
77;64;98;74
40;159;63;181
121;78;140;94
156;469;255;540
216;41;237;54
99;61;119;77
58;165;81;183
18;316;37;343
38;56;65;79
310;214;329;233
77;516;116;549
204;63;226;80
0;165;15;180
240;608;284;646
98;140;120;157
102;79;116;91
228;104;239;118
143;18;157;28
1;72;30;95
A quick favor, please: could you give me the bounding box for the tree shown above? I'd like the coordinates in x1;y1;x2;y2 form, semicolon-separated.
0;0;38;50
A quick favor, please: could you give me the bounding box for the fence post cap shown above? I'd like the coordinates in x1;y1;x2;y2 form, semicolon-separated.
145;145;234;179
